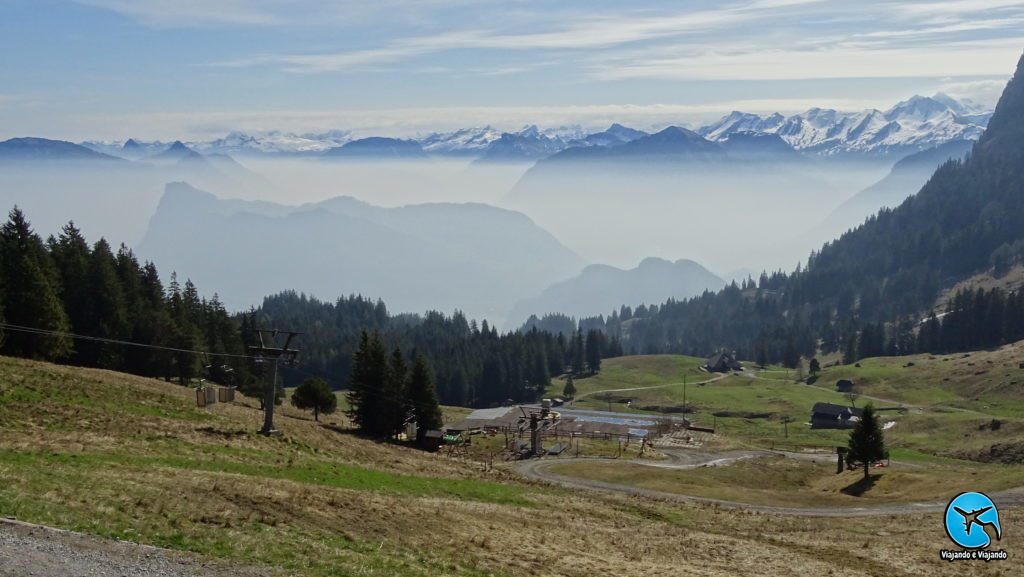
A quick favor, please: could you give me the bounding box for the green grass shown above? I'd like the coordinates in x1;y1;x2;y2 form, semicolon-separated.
547;454;1024;508
552;355;706;399
0;356;540;577
0;447;530;506
814;348;1024;418
543;354;1024;457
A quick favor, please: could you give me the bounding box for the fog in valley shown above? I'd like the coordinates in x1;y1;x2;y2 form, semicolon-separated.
0;151;902;326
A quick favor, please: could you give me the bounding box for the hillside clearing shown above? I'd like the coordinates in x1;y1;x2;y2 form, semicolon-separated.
1;355;1022;576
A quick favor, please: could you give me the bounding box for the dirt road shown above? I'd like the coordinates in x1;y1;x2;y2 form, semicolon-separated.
515;450;1024;517
0;518;273;577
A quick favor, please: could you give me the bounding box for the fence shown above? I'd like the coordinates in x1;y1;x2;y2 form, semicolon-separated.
759;439;840;453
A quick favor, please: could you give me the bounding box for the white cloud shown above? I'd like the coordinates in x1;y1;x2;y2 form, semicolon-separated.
937;78;1011;108
74;0;505;28
590;38;1022;81
75;0;282;27
210;0;831;73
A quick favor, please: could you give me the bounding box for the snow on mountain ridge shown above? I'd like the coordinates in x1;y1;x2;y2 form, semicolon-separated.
699;94;989;156
76;94;990;159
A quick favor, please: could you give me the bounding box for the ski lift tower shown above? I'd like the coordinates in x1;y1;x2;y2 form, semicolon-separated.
249;329;301;436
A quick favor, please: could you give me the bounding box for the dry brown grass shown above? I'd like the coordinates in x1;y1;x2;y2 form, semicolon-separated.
1;355;1020;576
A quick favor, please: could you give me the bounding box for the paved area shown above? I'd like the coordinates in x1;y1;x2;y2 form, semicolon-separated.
0;518;274;577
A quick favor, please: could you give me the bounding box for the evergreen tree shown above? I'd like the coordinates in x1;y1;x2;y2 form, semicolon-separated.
782;339;800;369
847;404;888;479
347;331;387;435
585;329;603;374
406;354;443;444
381;348;410;438
842;329;859;365
291;377;337;422
808;357;821;376
48;222;91;363
562;374;576;399
80;238;129;369
571;330;585;376
0;208;71;360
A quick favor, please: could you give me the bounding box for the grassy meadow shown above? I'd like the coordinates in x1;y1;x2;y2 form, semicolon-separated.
1;354;1022;576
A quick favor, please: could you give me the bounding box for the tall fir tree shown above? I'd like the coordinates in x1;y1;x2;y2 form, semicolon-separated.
407;354;443;443
48;222;91;364
0;208;71;360
562;374;576;399
585;329;603;374
571;329;585;376
847;404;888;479
381;348;410;438
80;238;129;369
347;331;388;436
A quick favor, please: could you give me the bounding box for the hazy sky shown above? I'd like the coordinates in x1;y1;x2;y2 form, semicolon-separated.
2;0;1021;140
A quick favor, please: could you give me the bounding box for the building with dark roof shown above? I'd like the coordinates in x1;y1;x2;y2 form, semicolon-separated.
810;402;863;429
705;352;742;373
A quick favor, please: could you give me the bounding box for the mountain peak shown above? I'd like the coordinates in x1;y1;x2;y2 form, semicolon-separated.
167;140;190;152
974;51;1024;160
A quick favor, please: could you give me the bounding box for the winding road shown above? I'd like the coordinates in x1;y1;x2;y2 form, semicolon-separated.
515;449;1024;517
540;365;1024;515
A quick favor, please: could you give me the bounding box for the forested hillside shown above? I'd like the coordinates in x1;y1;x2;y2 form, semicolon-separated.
254;291;620;406
0;209;258;389
0;210;611;408
593;53;1024;364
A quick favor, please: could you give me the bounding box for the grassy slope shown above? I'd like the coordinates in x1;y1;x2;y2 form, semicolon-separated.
2;355;1022;576
549;454;1023;508
552;352;1024;458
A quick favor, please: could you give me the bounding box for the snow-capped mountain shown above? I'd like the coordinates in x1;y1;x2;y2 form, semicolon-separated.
74;93;991;161
474;125;583;163
191;130;353;155
580;123;648;147
418;127;504;155
699;93;989;157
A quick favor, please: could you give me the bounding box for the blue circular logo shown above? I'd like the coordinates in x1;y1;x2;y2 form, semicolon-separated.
944;492;1002;550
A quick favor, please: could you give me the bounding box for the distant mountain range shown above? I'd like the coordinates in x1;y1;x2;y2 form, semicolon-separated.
322;137;428;159
0;137;274;245
505;257;725;329
135;183;586;320
0;137;125;162
699;94;989;158
75;94;991;162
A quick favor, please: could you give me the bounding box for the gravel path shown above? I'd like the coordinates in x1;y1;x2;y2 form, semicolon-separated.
0;519;274;577
516;450;1024;517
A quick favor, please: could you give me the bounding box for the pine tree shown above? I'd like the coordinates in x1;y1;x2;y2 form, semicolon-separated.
585;329;603;374
80;238;129;369
0;208;71;360
48;222;91;363
571;330;585;376
347;331;385;434
381;348;409;438
562;374;576;399
842;329;859;365
407;355;443;444
782;339;799;369
291;377;337;422
809;358;821;376
847;404;887;479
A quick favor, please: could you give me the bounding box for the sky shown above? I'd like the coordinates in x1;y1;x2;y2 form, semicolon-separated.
1;0;1022;141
